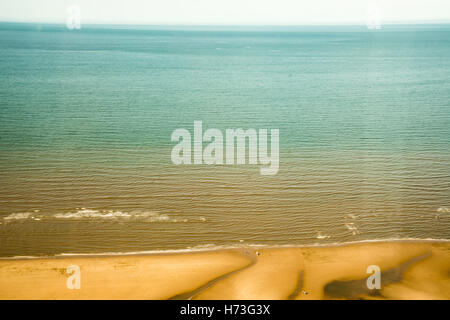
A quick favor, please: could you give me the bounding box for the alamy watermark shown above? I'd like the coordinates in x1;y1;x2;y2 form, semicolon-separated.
66;265;81;289
366;265;381;289
171;121;279;175
66;5;81;30
366;1;382;30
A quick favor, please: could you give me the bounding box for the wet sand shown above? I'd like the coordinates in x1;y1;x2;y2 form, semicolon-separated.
0;240;449;300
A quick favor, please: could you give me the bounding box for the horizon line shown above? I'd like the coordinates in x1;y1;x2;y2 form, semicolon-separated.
1;19;450;28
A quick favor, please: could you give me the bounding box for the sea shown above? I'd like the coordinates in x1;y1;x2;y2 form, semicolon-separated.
0;22;449;257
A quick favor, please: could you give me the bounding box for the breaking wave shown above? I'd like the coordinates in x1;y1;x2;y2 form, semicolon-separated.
2;209;205;223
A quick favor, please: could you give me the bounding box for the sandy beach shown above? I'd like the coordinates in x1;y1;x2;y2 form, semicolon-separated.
0;240;449;300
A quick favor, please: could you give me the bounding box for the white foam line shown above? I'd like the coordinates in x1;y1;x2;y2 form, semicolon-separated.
1;238;449;260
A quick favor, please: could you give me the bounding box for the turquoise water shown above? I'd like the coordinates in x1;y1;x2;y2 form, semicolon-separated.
0;23;449;257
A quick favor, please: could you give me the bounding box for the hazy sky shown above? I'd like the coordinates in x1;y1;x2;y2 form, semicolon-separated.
0;0;449;25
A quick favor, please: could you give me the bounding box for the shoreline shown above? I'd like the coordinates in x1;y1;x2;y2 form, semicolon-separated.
1;238;449;260
1;239;449;299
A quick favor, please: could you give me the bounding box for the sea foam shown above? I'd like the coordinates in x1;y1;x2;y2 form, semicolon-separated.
2;209;203;223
